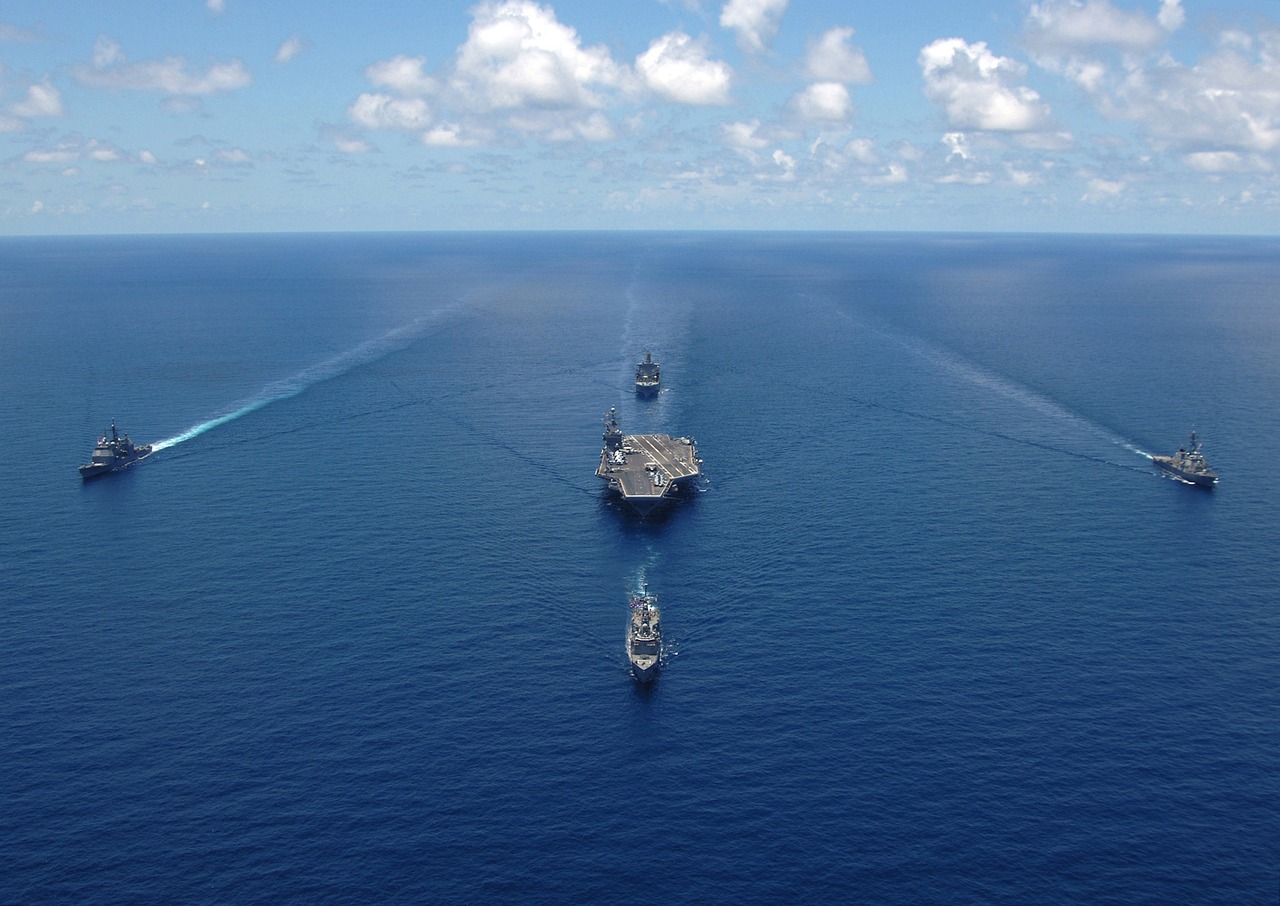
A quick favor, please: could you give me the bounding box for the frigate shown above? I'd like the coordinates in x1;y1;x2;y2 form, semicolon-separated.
79;423;153;479
1152;431;1217;487
627;584;662;683
635;352;660;397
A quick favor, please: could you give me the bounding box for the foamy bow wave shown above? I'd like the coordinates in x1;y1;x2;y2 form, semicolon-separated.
153;311;453;451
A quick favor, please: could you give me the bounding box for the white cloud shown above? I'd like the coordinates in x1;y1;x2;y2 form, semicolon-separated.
422;123;482;147
24;149;77;163
723;119;769;150
1025;0;1179;53
139;150;157;164
788;82;852;122
1082;176;1124;201
92;36;123;68
348;92;431;130
207;0;226;15
335;136;373;153
1158;0;1185;32
636;32;732;105
942;131;971;160
844;138;878;165
920;38;1051;132
1087;28;1280;160
11;83;63;118
366;55;436;96
804;27;872;84
450;1;623;111
720;0;787;55
215;148;252;165
77;48;251;96
275;34;308;64
863;163;908;185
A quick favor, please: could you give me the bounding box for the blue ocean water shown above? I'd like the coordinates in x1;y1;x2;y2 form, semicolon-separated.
1;232;1276;904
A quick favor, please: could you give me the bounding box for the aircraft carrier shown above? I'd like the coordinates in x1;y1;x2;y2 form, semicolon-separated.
596;407;700;516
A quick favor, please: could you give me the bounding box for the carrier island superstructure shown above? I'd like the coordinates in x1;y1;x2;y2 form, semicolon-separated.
596;408;700;516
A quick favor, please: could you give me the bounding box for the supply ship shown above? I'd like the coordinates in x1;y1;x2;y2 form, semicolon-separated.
596;407;700;516
635;352;660;397
1152;431;1218;487
79;423;153;479
627;584;662;683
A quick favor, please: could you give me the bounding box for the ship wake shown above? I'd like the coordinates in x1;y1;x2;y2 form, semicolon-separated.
840;310;1155;462
152;311;454;451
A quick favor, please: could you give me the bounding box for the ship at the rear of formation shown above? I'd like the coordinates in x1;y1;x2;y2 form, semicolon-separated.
596;407;700;516
79;423;153;479
1152;430;1218;487
627;584;662;683
635;352;660;397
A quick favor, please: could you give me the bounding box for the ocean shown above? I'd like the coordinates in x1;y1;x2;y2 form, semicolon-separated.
1;232;1276;904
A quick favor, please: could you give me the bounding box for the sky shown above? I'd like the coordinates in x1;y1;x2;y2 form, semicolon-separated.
2;0;1279;235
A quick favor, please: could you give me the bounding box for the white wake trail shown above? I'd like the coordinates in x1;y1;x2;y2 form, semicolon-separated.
153;311;453;451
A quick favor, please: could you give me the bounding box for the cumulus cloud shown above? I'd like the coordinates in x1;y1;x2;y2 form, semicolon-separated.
864;163;908;185
920;38;1051;131
720;0;787;55
1082;176;1124;202
92;36;123;68
215;147;252;165
1024;0;1181;53
206;0;226;15
1111;32;1280;157
636;31;732;105
723;119;770;151
76;41;251;97
804;27;872;84
366;55;436;96
348;93;431;130
11;83;63;118
788;82;852;122
449;0;624;111
275;34;308;64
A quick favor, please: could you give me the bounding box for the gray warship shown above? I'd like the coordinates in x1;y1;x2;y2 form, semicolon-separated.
596;407;700;516
79;423;153;479
635;352;660;397
627;584;662;683
1152;431;1217;487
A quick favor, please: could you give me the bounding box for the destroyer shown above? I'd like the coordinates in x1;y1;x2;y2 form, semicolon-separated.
627;584;662;682
79;422;153;479
1152;431;1217;487
635;352;660;397
596;407;700;516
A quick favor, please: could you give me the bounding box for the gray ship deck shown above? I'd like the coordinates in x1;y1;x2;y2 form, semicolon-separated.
597;433;700;508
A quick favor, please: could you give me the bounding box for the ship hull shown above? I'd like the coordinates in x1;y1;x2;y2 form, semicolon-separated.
629;659;659;683
1152;457;1217;487
79;450;152;480
635;382;659;397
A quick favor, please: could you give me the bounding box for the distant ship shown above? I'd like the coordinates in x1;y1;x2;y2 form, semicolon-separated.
627;584;662;682
635;352;660;397
79;423;153;479
1152;431;1217;487
596;407;700;516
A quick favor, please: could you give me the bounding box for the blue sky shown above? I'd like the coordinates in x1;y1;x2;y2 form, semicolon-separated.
2;0;1278;234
